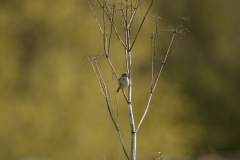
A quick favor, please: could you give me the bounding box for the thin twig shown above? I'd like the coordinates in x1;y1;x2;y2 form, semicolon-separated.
105;97;130;160
107;3;115;56
91;57;129;160
127;0;140;28
120;1;127;27
130;0;155;51
136;93;153;132
102;5;108;56
137;33;176;131
130;0;133;16
87;55;129;159
166;36;179;61
97;1;118;79
90;61;106;96
107;59;118;79
155;20;163;62
153;33;175;90
150;34;156;90
95;60;108;95
122;90;129;102
87;0;104;34
139;0;145;17
97;0;127;49
118;141;122;160
112;73;120;124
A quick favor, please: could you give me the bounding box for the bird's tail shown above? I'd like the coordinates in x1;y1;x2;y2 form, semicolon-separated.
116;87;120;93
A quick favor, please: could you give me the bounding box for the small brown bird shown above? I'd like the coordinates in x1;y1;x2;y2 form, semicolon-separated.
116;72;129;93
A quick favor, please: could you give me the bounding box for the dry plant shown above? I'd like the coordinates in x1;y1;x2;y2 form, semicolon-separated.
153;152;163;160
84;0;190;160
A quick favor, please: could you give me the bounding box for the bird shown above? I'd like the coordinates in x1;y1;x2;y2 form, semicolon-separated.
116;72;129;93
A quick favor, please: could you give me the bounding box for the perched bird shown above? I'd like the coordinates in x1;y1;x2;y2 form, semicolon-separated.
116;72;129;93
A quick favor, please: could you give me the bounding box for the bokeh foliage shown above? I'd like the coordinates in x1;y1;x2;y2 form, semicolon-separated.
0;0;240;160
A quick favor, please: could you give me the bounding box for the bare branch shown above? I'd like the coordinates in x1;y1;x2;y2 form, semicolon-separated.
136;93;153;132
153;33;175;91
120;1;127;27
150;33;156;90
107;58;119;78
107;4;115;56
127;0;140;28
130;0;133;16
84;54;129;159
137;33;176;131
83;54;109;96
89;58;107;96
139;0;145;17
153;16;163;62
166;36;179;61
87;0;104;34
97;0;127;49
122;90;129;103
105;97;130;160
137;15;190;131
112;73;120;124
96;1;118;80
102;5;108;56
94;59;108;95
130;0;155;51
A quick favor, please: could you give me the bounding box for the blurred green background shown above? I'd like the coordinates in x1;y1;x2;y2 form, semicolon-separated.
0;0;240;160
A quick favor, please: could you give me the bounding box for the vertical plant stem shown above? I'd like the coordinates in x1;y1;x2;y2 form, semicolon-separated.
127;20;137;160
123;2;136;160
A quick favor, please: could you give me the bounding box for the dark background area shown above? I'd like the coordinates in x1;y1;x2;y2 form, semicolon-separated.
0;0;239;160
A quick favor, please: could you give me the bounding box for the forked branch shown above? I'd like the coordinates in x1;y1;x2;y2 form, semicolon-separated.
83;55;129;160
130;0;155;51
136;17;190;132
